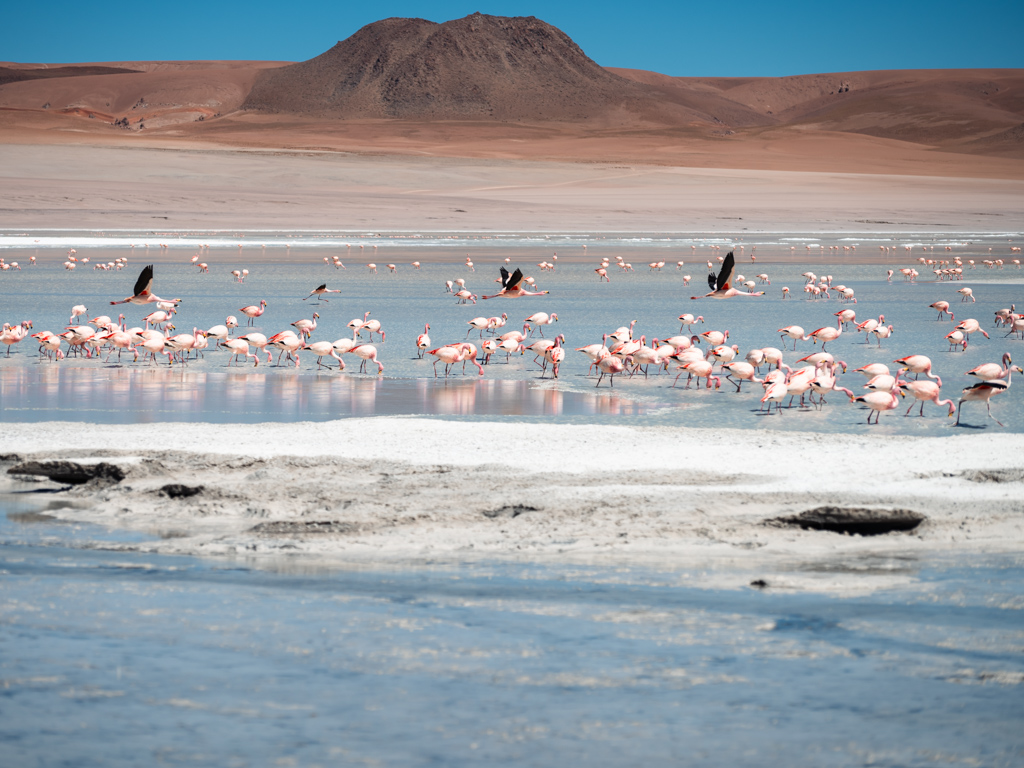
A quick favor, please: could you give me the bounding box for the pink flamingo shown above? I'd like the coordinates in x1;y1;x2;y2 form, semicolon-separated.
897;380;955;417
239;300;267;326
848;390;902;424
110;265;181;307
966;353;1013;381
482;267;550;298
691;253;764;299
595;352;625;387
929;301;954;321
351;344;383;374
416;323;431;358
956;367;1021;427
894;355;941;385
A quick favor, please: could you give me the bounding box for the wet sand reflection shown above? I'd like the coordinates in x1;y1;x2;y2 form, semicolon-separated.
0;367;647;423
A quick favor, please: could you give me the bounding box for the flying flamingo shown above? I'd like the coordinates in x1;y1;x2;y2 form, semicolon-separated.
110;265;181;306
691;253;764;299
481;267;550;299
304;284;341;302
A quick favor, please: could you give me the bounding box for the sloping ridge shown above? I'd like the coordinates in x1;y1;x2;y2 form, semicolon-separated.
244;12;689;121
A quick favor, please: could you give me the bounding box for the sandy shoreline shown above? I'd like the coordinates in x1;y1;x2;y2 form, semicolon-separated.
4;419;1023;594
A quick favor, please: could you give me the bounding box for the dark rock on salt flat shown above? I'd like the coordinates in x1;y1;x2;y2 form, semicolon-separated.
8;460;125;486
483;504;538;519
769;507;926;536
160;484;204;499
251;520;362;535
959;468;1024;483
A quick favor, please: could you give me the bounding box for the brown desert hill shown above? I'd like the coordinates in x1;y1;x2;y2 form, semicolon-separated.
242;12;750;126
610;67;1024;156
0;60;288;129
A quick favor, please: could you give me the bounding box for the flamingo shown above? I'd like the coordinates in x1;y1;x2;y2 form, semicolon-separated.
292;313;319;338
929;301;954;321
69;304;88;324
220;338;259;366
958;287;975;302
721;361;758;391
303;340;344;370
524;312;558;337
239;300;267;326
897;380;955;418
236;333;272;363
416;324;431;358
428;346;463;378
304;284;341;302
856;314;885;341
894;355;941;385
467;317;491;338
362;316;385;342
595;351;625;387
576;337;610;374
966;353;1013;381
778;326;805;351
946;329;968;351
691;252;764;299
351;344;383;374
853;363;890;378
871;324;894;347
955;319;989;340
110;265;181;307
348;311;371;339
481;267;550;299
956;367;1021;427
678;314;704;333
807;320;842;351
848;390;902;424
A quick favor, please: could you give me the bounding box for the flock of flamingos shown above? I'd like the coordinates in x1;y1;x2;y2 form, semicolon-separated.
0;244;1022;428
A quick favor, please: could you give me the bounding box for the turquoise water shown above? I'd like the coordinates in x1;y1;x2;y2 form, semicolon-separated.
2;489;1023;768
1;236;1022;432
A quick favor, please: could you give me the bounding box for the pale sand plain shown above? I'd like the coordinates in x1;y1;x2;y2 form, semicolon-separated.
2;142;1023;233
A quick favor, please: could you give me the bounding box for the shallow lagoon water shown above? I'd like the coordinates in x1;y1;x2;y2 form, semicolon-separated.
1;234;1022;433
3;490;1024;767
2;234;1024;765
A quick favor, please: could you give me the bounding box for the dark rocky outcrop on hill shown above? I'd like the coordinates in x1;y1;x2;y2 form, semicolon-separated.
244;12;705;122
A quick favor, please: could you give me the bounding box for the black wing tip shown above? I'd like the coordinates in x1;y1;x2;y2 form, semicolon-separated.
316;283;326;290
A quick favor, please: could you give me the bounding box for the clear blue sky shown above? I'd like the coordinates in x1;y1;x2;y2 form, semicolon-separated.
4;1;1022;76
